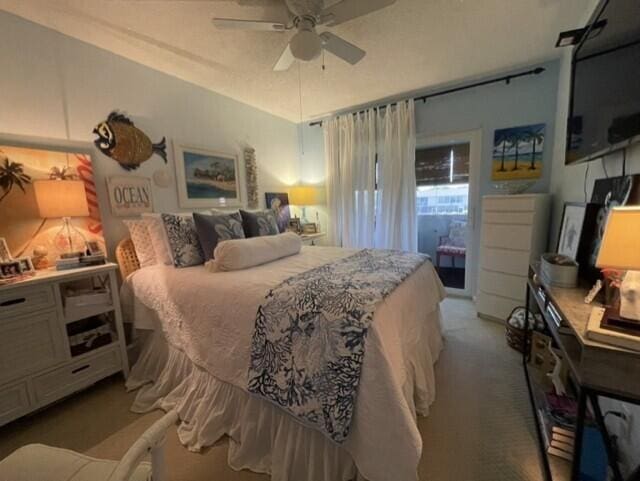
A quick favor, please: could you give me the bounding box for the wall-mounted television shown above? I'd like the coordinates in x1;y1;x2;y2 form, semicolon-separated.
566;0;640;164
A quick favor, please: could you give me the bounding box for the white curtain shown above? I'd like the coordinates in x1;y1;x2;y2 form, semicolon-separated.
324;111;376;248
375;100;417;251
323;99;417;251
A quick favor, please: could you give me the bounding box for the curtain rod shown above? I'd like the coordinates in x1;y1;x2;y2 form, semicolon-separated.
308;66;546;127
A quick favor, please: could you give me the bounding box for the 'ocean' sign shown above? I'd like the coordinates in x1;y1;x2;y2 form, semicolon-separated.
107;176;154;216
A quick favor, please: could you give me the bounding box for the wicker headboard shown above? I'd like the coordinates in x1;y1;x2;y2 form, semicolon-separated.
116;237;140;280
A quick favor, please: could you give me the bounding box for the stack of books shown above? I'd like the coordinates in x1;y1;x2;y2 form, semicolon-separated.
536;392;585;462
56;254;106;271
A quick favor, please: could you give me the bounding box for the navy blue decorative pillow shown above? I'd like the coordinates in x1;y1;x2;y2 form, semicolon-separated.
161;213;205;267
193;212;245;261
239;210;279;238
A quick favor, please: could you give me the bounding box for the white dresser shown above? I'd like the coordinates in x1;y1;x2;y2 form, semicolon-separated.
476;194;551;321
0;263;128;427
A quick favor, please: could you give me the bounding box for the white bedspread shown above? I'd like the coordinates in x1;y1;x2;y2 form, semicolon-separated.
121;246;445;481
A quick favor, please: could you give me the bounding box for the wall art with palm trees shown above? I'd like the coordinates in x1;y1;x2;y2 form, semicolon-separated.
492;124;545;181
0;144;104;263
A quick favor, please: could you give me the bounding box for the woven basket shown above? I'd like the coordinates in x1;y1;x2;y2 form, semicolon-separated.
505;307;544;354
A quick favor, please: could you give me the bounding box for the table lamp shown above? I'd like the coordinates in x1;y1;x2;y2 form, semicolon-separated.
33;179;89;256
290;185;324;224
596;206;640;322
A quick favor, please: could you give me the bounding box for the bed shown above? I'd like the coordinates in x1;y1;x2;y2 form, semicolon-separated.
117;238;446;481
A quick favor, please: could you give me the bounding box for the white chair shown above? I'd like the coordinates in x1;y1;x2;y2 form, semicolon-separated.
0;410;178;481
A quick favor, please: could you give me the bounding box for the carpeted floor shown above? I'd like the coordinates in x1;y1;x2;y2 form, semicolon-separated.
0;298;553;481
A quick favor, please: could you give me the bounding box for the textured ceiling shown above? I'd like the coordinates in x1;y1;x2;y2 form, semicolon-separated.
0;0;591;122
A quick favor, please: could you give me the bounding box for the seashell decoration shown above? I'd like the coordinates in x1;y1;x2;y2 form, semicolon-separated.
244;148;258;209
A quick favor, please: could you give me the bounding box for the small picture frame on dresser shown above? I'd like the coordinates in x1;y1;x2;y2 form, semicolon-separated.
288;218;302;234
0;260;21;278
16;256;35;274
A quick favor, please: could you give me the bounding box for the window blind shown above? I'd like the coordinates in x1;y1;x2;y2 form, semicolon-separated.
415;143;470;186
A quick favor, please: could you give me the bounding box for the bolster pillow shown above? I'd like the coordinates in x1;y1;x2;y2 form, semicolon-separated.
207;232;302;272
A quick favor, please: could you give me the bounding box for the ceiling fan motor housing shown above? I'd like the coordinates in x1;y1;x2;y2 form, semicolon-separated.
290;18;322;61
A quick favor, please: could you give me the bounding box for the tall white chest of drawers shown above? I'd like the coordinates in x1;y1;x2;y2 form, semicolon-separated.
476;194;551;321
0;263;129;427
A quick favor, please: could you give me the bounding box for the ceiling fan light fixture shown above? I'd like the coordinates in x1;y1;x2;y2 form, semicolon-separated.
289;29;321;62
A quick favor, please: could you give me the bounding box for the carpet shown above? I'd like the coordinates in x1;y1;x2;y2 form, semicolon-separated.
0;298;556;481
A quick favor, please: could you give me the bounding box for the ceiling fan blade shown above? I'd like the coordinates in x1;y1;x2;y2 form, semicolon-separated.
212;17;286;31
319;32;365;65
273;44;295;71
321;0;396;26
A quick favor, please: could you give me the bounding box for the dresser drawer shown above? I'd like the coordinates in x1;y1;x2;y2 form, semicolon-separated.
482;224;533;251
33;348;121;406
0;380;31;426
0;310;66;384
0;285;55;319
478;269;527;301
483;196;536;213
476;291;522;322
482;211;535;225
481;247;531;276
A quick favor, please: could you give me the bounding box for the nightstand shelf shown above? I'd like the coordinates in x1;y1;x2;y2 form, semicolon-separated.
0;263;128;427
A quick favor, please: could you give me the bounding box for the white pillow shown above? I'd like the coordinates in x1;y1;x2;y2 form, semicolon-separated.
207;232;302;272
123;219;157;267
142;213;173;265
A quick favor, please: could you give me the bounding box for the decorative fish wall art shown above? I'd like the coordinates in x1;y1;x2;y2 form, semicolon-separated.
93;112;167;171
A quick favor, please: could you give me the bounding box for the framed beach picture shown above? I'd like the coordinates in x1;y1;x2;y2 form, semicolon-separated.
492;124;545;181
174;144;241;208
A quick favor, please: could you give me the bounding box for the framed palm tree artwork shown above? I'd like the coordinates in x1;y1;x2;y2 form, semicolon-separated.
492;124;545;181
0;138;106;263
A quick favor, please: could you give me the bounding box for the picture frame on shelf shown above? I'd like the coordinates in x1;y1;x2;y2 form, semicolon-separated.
86;240;103;256
556;202;600;280
174;144;242;208
288;218;302;234
302;223;318;234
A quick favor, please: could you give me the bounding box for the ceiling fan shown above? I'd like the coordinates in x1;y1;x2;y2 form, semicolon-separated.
212;0;397;71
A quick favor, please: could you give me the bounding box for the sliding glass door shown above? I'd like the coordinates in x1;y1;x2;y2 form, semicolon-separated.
416;131;481;297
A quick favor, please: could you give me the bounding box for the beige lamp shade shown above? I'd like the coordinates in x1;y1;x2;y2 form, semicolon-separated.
33;180;89;218
596;207;640;270
290;186;325;206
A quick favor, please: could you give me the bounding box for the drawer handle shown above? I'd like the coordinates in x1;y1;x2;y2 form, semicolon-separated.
71;364;91;374
0;298;26;307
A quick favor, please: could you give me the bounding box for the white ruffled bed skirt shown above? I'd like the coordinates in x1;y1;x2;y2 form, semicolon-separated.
125;308;443;481
126;328;359;481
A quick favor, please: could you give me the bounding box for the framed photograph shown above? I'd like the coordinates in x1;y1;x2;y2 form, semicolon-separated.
174;144;241;208
16;256;35;274
106;176;153;216
302;223;318;234
557;202;600;280
86;240;103;256
0;237;11;262
265;192;291;233
0;260;21;278
288;218;302;234
558;203;587;260
492;123;545;181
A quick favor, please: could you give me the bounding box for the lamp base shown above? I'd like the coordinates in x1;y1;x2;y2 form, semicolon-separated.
620;270;640;322
53;217;87;256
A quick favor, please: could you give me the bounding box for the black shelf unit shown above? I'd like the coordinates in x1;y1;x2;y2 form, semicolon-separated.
522;266;640;481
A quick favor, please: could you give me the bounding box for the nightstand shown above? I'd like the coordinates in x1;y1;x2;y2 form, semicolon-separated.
300;233;326;246
0;263;129;427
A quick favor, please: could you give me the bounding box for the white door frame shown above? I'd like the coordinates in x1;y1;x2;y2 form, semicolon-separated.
416;129;482;298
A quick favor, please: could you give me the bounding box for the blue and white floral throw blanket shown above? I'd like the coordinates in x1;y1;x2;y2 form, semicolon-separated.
247;248;429;443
